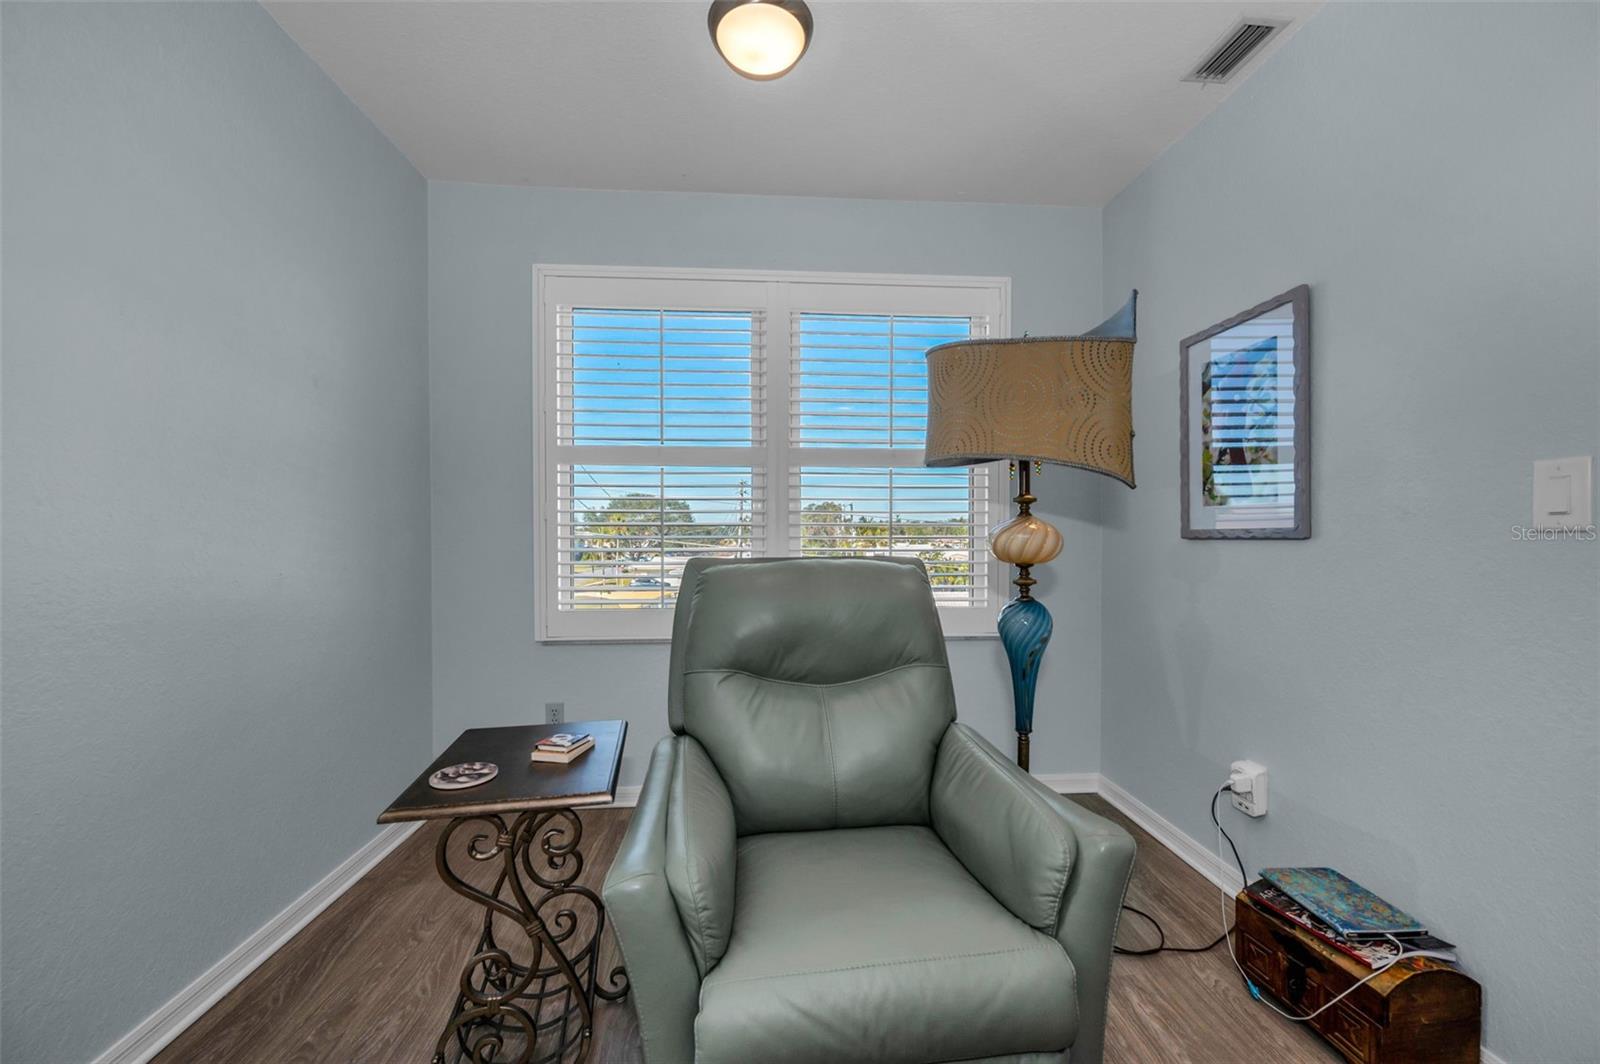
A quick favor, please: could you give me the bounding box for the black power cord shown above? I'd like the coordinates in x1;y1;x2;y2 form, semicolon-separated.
1113;785;1251;957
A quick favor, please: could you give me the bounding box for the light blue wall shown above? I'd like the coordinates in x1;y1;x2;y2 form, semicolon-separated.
1099;4;1599;1061
428;182;1107;784
8;4;1594;1061
1;4;432;1062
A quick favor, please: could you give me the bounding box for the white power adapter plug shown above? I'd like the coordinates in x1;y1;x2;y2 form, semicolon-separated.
1228;760;1268;817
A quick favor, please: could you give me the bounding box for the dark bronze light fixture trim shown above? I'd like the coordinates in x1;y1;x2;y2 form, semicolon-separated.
708;0;814;81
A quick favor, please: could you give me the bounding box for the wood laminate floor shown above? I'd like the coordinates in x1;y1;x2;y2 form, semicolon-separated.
157;796;1335;1064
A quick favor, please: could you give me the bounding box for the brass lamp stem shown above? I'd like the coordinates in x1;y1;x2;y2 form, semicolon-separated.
1013;461;1036;600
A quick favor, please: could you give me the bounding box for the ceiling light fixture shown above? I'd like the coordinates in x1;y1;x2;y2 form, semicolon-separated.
708;0;813;80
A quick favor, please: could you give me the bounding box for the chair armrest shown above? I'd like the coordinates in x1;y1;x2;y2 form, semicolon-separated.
1046;790;1137;1064
931;723;1078;931
930;723;1136;1064
601;737;700;1064
664;735;737;974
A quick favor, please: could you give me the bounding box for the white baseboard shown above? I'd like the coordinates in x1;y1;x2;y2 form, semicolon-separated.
1094;774;1244;896
90;821;421;1064
1033;772;1100;794
606;784;642;808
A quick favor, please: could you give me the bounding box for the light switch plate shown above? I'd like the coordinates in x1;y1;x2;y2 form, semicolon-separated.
1533;457;1592;530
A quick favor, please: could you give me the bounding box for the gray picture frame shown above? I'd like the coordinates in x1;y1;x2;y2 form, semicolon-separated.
1179;285;1311;540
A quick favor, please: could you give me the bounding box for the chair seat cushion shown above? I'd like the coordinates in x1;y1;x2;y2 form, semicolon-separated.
695;825;1077;1064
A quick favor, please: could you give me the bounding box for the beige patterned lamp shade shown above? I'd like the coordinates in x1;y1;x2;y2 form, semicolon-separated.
923;294;1138;488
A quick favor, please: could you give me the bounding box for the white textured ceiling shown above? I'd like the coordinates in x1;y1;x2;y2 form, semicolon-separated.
267;1;1320;207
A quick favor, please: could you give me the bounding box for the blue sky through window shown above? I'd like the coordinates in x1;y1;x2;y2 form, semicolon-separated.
564;309;755;447
794;314;969;449
564;309;975;524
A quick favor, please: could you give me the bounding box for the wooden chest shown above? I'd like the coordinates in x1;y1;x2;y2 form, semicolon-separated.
1234;891;1481;1064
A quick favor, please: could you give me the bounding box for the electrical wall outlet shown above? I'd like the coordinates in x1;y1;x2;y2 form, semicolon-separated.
1229;760;1269;817
545;701;564;724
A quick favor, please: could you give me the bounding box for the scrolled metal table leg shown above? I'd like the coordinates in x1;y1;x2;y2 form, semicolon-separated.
431;809;627;1064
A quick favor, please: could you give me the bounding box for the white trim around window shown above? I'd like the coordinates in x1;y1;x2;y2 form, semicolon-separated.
534;265;1011;642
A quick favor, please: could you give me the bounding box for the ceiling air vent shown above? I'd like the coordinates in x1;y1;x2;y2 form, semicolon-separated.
1183;18;1288;84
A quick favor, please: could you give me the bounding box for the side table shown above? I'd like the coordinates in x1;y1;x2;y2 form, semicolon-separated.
380;721;631;1064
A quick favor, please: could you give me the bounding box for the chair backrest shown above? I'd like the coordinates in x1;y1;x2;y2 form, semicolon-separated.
668;556;957;835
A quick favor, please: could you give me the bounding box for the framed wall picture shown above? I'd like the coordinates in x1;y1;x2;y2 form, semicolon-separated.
1180;285;1311;539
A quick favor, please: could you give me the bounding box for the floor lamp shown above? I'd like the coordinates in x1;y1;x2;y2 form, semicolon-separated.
923;292;1139;770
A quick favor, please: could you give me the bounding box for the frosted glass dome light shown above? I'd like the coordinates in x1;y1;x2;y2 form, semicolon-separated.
709;1;813;80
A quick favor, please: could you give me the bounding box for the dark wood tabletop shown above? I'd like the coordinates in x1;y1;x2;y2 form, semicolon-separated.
378;720;627;824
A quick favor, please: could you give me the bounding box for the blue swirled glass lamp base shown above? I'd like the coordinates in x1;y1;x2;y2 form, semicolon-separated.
997;595;1052;770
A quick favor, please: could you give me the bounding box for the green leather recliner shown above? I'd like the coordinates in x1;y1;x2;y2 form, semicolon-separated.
601;557;1136;1064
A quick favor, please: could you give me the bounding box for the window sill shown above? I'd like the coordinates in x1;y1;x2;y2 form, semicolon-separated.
535;630;1000;646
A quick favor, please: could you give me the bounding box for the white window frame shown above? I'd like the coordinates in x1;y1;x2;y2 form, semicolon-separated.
534;264;1010;643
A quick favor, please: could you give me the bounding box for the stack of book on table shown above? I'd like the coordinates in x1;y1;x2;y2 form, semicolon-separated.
1246;867;1455;969
530;731;594;765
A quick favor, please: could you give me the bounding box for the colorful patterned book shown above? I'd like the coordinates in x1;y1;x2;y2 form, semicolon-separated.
1244;881;1402;968
1259;867;1426;940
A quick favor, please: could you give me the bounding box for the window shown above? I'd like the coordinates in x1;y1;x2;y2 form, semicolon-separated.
536;267;1008;641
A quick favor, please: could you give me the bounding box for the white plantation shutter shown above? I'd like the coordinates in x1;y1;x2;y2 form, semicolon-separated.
556;308;763;448
787;310;994;607
537;268;1007;641
790;313;954;448
789;466;992;606
554;465;762;611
